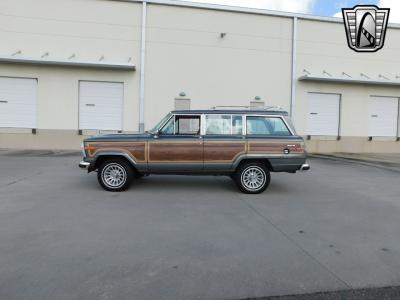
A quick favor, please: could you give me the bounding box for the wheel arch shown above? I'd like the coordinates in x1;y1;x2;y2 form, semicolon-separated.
91;152;138;172
233;157;273;172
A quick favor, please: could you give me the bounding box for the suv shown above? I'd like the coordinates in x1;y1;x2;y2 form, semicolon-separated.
79;108;309;194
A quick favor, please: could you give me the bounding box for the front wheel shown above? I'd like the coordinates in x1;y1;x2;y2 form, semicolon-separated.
97;158;133;192
234;162;270;194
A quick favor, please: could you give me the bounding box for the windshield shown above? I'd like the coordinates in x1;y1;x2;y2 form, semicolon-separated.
148;113;172;134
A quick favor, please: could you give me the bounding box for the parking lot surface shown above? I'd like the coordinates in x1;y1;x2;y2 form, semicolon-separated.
0;152;399;300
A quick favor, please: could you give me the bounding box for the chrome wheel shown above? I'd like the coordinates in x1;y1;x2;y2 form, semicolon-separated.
241;166;266;192
101;163;127;189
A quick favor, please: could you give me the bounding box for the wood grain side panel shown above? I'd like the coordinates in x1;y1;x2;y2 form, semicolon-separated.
87;142;146;162
149;142;203;162
204;142;246;162
248;141;304;154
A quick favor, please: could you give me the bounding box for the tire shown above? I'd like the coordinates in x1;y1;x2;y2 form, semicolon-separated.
97;158;133;192
234;162;270;194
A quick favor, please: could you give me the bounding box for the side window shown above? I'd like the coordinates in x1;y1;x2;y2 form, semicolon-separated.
206;115;232;135
247;116;291;136
159;115;200;135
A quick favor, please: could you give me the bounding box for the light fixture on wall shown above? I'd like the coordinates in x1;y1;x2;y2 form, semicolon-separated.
179;92;186;97
322;70;332;77
360;73;370;79
342;72;352;78
254;96;262;101
11;50;21;56
68;53;76;59
41;52;49;58
220;33;227;38
378;74;389;80
303;69;311;75
99;55;104;61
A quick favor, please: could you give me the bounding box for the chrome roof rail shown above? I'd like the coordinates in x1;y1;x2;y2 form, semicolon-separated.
211;105;285;111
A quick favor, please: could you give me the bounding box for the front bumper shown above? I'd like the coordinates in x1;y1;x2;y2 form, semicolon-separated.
79;161;90;170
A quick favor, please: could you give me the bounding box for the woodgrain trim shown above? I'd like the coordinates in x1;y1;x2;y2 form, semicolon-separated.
87;141;147;162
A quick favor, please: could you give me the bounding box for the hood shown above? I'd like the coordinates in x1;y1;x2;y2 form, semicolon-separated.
84;132;151;142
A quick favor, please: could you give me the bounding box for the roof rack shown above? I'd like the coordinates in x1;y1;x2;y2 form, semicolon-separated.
210;105;286;111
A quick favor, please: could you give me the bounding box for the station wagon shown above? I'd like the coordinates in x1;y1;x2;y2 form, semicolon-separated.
79;107;310;194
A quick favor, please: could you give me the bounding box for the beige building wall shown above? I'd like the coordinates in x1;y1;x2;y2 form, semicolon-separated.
0;0;143;149
0;0;399;153
144;4;293;128
295;19;400;153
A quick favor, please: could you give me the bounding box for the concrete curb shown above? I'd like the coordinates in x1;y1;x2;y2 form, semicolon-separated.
310;154;400;174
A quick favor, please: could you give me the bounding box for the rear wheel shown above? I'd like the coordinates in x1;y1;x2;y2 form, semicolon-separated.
97;158;133;192
234;162;270;194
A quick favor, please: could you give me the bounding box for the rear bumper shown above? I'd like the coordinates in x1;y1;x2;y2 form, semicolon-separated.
79;161;90;170
300;163;310;171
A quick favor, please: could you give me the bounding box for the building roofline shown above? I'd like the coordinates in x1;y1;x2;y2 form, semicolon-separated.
111;0;400;29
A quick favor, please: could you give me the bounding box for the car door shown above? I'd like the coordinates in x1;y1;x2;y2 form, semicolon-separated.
148;114;203;173
203;114;246;172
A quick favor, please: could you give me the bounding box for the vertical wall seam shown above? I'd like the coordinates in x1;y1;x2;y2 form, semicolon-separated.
139;0;147;132
290;17;298;124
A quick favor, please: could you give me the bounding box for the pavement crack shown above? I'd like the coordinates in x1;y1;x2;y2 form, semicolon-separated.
0;171;43;189
234;192;352;289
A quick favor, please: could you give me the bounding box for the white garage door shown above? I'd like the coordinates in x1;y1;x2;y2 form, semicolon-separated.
79;81;123;131
368;96;399;137
0;77;37;128
307;93;340;136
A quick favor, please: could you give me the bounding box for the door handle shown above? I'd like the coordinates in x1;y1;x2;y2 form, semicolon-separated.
310;112;318;115
0;100;8;103
86;104;95;107
371;114;378;118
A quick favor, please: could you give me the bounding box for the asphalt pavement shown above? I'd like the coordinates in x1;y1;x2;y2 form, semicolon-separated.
0;152;399;300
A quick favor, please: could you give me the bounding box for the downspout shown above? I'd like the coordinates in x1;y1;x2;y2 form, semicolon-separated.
290;16;298;124
139;0;147;132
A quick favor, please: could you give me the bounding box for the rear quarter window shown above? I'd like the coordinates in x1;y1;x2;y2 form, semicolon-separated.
247;116;292;136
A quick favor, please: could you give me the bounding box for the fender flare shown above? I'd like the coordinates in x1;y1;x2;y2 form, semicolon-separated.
90;151;138;171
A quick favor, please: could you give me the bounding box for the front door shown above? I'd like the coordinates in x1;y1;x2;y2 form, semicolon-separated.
148;114;203;173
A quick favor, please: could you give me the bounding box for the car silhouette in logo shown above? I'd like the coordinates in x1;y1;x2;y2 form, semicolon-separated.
342;5;390;52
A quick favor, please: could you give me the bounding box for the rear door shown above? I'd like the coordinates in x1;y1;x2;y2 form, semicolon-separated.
203;114;246;172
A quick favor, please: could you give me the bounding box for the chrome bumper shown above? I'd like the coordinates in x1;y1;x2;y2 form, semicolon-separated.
300;163;310;171
79;161;90;170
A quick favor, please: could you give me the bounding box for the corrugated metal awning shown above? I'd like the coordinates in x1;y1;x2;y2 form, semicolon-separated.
299;74;400;86
0;56;136;71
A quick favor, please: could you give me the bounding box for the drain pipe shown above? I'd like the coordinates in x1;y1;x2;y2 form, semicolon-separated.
138;0;147;132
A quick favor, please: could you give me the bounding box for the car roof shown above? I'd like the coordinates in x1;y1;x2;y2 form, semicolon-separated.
171;109;289;116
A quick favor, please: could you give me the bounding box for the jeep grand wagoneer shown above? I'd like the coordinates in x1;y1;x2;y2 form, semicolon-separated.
79;108;309;194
